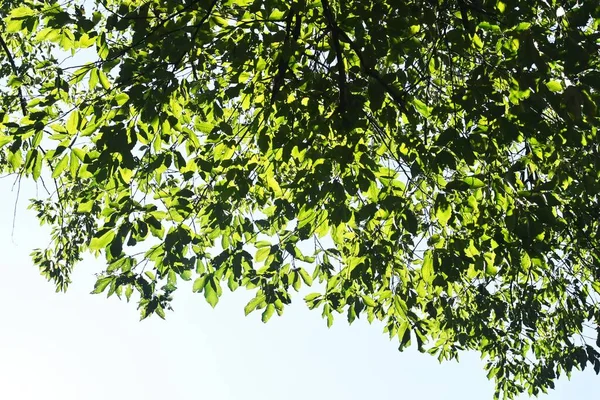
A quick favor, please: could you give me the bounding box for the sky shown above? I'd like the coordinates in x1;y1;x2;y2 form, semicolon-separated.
0;175;598;399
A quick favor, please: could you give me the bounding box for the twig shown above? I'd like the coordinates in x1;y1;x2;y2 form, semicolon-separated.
458;0;474;36
331;23;407;113
321;0;347;112
172;0;220;69
0;34;28;115
270;5;298;105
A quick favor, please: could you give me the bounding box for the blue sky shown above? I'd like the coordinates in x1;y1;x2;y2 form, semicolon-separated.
0;178;597;399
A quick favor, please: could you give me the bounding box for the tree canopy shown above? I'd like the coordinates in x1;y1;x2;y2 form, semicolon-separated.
1;0;600;397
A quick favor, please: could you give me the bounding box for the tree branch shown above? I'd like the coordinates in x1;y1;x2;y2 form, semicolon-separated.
321;0;347;113
331;24;407;114
173;0;219;69
270;5;297;105
0;35;28;115
458;0;474;36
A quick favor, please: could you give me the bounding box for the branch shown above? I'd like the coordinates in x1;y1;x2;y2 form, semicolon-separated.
0;35;28;115
321;0;347;113
332;24;407;114
90;0;208;70
173;0;219;69
270;5;297;105
458;0;474;36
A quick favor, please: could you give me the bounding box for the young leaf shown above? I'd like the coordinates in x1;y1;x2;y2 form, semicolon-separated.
89;68;99;89
192;276;207;293
435;204;452;227
204;280;219;308
92;277;113;294
51;155;69;178
114;93;129;106
90;230;116;251
98;70;110;89
32;151;43;181
421;251;434;284
546;80;563;92
261;303;275;323
244;294;265;316
66;110;80;135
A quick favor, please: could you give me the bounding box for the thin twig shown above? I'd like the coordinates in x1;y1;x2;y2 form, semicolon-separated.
270;5;297;105
331;24;408;113
173;0;220;69
321;0;347;112
0;34;28;115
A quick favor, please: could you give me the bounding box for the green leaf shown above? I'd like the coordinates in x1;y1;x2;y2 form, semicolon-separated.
90;230;116;251
435;204;452;227
298;268;313;285
125;285;133;302
255;247;270;262
204;279;219;308
521;252;531;271
413;98;431;117
362;295;376;307
92;277;112;294
421;251;434;284
71;148;86;161
244;294;265;315
261;303;275;323
109;234;123;258
77;200;94;213
32;150;43;181
89;68;99;89
304;293;321;302
195;120;214;133
51;155;69;178
66;111;80;135
238;71;251;83
546;80;563;92
192;276;207;292
0;135;12;148
472;34;484;49
155;305;166;319
181;270;192;281
69;150;79;176
167;269;177;289
98;70;110;89
463;176;485;188
266;174;283;196
393;296;407;318
114;93;129;106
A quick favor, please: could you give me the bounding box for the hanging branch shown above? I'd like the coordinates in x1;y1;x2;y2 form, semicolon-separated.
321;0;347;113
172;0;219;70
329;23;408;114
458;0;474;36
270;5;300;105
0;35;28;116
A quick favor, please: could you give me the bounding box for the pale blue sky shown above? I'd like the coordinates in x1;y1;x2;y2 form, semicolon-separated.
0;178;597;399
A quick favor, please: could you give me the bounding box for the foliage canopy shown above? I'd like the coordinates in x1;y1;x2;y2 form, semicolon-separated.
1;0;600;397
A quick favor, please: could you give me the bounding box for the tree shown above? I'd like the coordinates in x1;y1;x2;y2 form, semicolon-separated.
1;0;599;397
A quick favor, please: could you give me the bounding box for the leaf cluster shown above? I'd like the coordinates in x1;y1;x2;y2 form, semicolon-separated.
1;0;600;397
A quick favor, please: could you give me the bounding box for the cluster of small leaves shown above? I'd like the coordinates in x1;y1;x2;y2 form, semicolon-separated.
2;0;600;397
